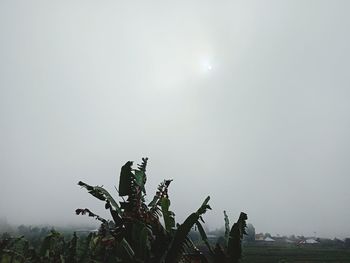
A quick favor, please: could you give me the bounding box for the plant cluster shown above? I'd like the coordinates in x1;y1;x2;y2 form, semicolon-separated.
0;158;248;263
75;158;247;263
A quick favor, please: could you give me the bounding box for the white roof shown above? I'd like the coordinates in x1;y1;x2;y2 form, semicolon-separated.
264;237;275;242
305;239;319;244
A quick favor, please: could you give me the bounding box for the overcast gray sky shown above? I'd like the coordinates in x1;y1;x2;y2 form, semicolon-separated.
1;0;350;238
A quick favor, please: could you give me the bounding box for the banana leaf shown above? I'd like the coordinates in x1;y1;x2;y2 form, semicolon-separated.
78;181;121;214
195;221;214;255
119;161;133;196
120;238;135;259
164;196;211;263
134;170;146;193
160;197;175;232
224;210;230;247
227;212;248;263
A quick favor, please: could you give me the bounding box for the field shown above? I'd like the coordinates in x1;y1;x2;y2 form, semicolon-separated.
241;244;350;263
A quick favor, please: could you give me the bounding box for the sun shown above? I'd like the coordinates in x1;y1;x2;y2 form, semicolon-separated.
200;59;213;73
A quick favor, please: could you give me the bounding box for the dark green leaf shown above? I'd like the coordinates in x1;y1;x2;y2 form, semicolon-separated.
160;197;175;232
119;161;133;196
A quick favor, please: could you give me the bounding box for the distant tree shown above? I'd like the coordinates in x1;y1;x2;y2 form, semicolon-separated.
289;234;296;241
0;218;13;234
244;223;255;242
345;238;350;248
264;233;272;238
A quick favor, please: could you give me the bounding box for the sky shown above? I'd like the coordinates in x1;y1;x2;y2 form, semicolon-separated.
1;0;350;239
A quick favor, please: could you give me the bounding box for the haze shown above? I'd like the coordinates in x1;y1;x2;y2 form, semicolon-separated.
1;0;349;239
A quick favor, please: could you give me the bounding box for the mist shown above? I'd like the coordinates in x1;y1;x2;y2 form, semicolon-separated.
1;0;350;239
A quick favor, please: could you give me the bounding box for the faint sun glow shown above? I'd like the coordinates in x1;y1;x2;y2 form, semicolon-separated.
200;58;213;73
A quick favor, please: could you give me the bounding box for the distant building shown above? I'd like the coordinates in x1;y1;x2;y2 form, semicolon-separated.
297;238;319;244
305;239;319;244
264;237;275;242
255;233;264;241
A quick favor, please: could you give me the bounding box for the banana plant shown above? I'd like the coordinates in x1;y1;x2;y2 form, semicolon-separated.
213;211;248;263
0;230;79;263
0;158;247;263
76;158;215;263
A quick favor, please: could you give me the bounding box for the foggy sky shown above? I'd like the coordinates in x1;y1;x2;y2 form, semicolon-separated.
1;0;350;238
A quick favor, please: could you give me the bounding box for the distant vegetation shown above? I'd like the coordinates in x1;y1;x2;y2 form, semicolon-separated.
0;158;248;263
3;158;348;262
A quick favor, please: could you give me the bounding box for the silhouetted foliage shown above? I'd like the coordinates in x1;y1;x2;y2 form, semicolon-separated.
0;158;248;263
75;158;216;262
213;211;248;263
